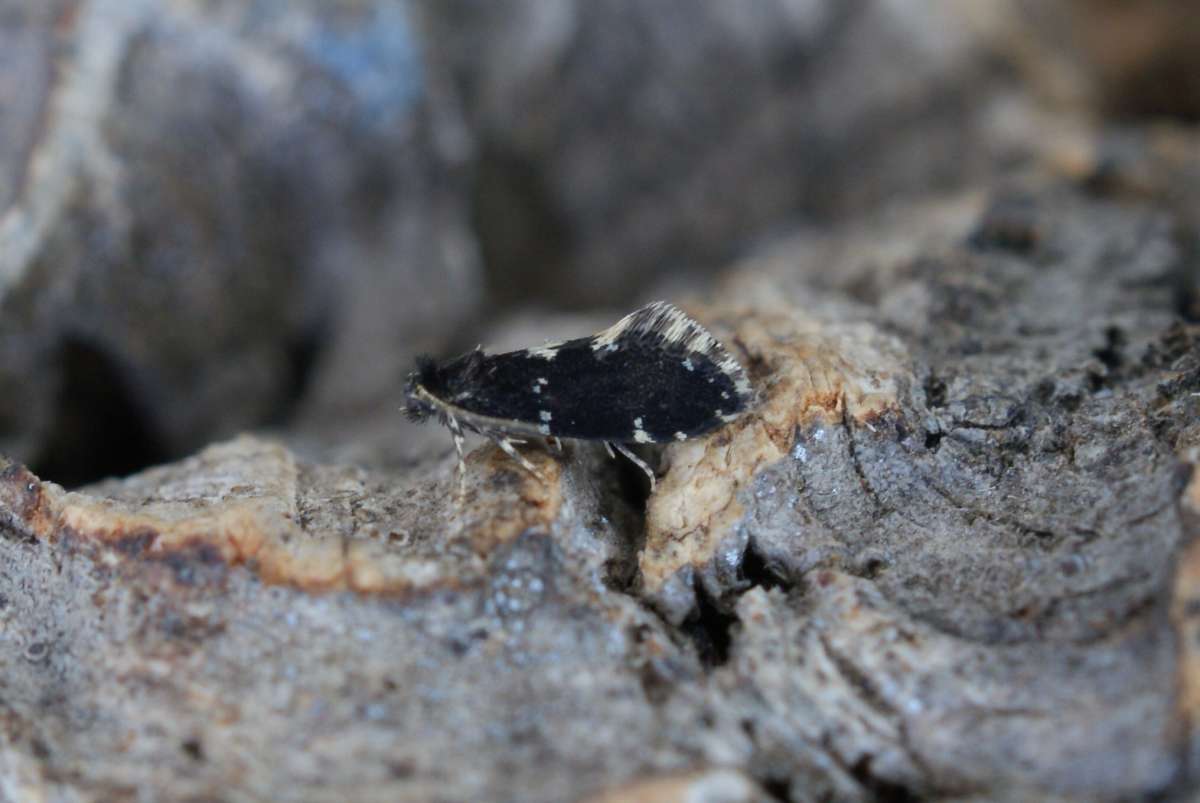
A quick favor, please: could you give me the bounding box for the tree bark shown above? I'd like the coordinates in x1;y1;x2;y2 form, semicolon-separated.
3;2;1200;802
4;162;1200;800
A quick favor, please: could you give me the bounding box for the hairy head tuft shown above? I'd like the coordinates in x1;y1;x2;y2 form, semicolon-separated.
402;355;440;422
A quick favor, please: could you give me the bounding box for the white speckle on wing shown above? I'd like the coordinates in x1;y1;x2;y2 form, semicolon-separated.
674;431;688;441
718;357;741;374
532;383;542;394
634;429;652;443
538;423;551;436
529;345;559;360
682;358;695;371
539;410;552;422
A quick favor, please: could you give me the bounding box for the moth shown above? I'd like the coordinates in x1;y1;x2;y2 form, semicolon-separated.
403;301;753;489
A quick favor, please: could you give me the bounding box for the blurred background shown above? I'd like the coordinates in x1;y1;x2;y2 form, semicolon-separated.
1;0;1198;487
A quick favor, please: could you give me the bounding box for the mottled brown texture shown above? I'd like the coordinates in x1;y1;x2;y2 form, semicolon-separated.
578;769;764;803
4;2;1200;802
0;0;480;483
1175;468;1200;779
644;186;1188;651
641;305;909;622
417;0;1023;308
2;435;565;597
1064;0;1200;120
0;436;663;803
4;169;1200;800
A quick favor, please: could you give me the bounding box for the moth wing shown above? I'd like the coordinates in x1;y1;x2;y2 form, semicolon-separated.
450;302;751;442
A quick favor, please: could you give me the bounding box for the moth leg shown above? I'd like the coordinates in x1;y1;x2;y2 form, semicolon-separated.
612;442;656;491
603;441;616;460
492;435;544;482
552;437;564;453
447;415;467;495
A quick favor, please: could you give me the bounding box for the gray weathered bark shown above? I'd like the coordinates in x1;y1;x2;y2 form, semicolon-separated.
3;165;1200;800
0;0;480;482
3;2;1200;802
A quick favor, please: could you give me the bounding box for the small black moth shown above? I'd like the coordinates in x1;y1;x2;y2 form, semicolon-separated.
403;301;754;489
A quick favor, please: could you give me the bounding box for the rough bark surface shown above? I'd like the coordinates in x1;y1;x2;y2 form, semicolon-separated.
3;164;1200;801
418;0;1021;307
0;0;479;483
4;2;1200;803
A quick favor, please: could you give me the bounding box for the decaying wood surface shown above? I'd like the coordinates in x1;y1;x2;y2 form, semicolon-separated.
3;164;1200;800
5;2;1200;801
